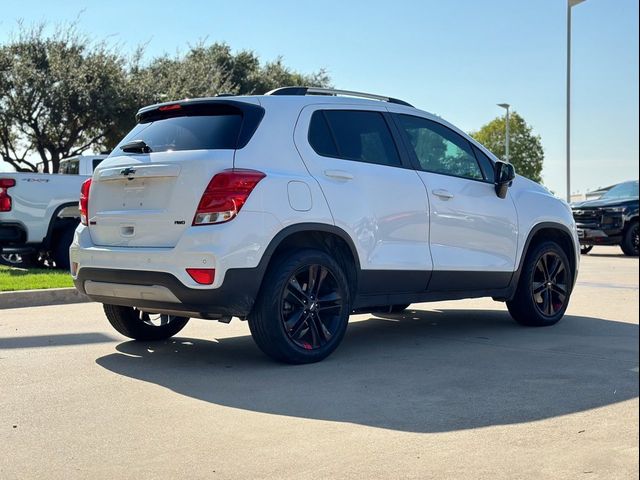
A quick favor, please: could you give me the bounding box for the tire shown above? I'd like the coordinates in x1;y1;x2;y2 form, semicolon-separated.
103;304;190;341
248;249;351;364
52;227;75;270
620;221;639;256
580;245;593;255
507;241;573;327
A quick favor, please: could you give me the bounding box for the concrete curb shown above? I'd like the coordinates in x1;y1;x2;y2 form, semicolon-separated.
0;288;91;310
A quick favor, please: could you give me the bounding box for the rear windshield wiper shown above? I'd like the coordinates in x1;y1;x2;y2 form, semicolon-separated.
121;139;152;154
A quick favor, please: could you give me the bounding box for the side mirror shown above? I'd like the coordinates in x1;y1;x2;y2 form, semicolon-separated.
494;161;515;199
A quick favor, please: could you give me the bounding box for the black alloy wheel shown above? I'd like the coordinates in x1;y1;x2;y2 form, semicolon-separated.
248;249;351;364
506;240;572;327
621;222;639;256
531;251;569;318
281;264;344;350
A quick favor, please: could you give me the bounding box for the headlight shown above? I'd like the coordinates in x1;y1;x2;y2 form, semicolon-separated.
603;206;626;213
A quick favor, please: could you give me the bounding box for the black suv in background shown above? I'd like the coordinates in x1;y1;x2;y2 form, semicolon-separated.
571;180;639;256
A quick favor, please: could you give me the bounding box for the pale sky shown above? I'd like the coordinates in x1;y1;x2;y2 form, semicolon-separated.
1;0;638;196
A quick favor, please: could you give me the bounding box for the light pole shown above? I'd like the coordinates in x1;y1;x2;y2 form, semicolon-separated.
497;103;510;162
567;0;587;202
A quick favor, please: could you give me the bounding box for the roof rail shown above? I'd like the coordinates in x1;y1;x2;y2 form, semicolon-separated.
265;86;414;108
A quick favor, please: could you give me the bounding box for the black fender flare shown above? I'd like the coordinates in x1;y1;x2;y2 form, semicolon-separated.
43;202;80;249
256;222;362;273
508;221;578;295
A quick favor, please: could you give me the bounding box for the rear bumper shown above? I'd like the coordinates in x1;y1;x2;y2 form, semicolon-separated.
69;212;282;318
0;222;27;247
74;267;261;318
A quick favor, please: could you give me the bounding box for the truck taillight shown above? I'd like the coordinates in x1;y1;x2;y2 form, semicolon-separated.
79;178;92;225
0;178;16;212
193;169;265;225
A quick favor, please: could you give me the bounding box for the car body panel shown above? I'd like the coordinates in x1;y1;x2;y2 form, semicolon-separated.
293;103;432;273
70;93;580;319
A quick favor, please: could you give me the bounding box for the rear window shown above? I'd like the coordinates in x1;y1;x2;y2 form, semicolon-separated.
113;114;243;154
58;159;79;174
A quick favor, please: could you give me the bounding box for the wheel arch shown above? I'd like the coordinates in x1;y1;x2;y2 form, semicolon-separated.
513;222;578;292
623;215;638;233
43;202;80;250
255;223;360;301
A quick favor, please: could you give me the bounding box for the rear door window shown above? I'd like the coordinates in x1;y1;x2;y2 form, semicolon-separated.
309;110;402;167
308;112;339;157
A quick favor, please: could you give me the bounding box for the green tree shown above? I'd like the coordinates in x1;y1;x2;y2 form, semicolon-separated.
132;42;330;105
0;24;133;173
0;25;330;173
470;112;544;183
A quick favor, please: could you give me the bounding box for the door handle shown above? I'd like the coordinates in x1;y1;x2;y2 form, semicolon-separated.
324;169;354;181
432;189;454;199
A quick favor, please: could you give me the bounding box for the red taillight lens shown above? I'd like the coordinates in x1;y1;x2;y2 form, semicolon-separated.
79;178;92;226
0;178;16;212
193;169;266;225
186;268;215;285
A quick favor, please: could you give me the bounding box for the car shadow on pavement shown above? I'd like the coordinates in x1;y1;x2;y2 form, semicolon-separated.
95;309;639;433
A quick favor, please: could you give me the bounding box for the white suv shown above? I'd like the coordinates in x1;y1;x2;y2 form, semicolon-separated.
70;87;579;364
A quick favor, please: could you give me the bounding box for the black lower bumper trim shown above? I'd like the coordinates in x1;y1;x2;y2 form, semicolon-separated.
0;222;27;246
74;267;262;318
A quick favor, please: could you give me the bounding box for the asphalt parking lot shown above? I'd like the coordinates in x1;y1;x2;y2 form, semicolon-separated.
1;246;638;479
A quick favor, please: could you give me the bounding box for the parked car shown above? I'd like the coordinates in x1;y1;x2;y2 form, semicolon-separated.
571;180;639;256
0;154;106;269
70;87;579;364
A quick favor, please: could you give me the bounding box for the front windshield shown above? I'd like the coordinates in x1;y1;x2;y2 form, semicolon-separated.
601;181;639;200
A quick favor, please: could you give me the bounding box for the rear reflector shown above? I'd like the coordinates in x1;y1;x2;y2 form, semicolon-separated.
0;178;16;212
79;178;92;225
193;169;266;225
186;268;215;285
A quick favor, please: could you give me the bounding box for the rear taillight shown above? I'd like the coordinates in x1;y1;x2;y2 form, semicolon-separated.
0;178;16;212
193;169;266;225
79;178;92;225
